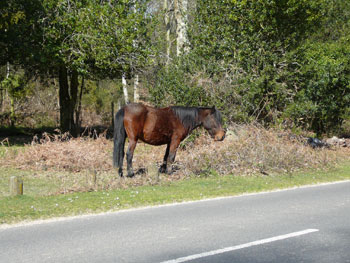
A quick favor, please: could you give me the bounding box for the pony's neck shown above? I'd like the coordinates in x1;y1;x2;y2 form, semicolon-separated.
170;106;201;132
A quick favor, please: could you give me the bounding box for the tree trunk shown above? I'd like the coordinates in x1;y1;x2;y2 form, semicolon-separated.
9;97;15;127
75;76;84;137
59;65;71;133
0;88;3;111
174;0;188;56
6;62;10;78
58;65;79;136
70;70;78;137
6;62;15;126
122;72;129;104
164;0;171;65
133;74;139;102
132;1;140;103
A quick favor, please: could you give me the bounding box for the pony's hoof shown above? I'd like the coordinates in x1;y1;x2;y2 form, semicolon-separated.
159;165;167;174
127;171;135;178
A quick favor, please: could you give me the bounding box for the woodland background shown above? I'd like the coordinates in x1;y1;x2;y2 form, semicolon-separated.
1;0;350;137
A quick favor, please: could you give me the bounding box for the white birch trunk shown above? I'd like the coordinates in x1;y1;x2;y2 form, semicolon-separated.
174;0;188;56
133;74;139;103
122;73;129;104
164;0;171;65
6;62;10;78
132;0;139;103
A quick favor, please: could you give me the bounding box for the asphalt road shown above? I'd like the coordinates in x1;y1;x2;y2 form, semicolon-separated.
1;181;350;263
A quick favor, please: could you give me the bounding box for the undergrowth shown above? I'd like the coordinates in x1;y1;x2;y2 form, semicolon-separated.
1;125;349;195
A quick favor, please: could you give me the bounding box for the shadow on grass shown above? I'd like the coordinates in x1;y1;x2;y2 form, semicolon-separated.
0;125;114;146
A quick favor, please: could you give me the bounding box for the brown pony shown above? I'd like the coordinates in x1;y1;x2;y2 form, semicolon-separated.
113;103;225;177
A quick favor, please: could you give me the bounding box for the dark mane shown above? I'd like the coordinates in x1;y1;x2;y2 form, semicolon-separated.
213;109;223;124
170;106;200;131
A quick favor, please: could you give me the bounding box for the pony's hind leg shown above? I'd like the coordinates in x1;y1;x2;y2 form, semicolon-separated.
126;139;137;177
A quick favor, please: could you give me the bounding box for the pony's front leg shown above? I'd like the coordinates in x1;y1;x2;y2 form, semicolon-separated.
126;139;137;177
159;144;170;173
165;140;180;175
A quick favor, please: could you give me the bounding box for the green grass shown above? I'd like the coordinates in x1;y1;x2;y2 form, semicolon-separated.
0;168;85;197
1;163;350;225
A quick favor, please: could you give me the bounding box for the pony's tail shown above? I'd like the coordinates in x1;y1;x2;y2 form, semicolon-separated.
113;107;127;171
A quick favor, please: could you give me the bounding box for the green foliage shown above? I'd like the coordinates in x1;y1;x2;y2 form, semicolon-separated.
2;0;155;81
149;0;325;123
281;0;350;134
184;0;326;123
189;0;324;64
285;40;350;134
1;0;47;72
1;73;32;126
38;0;153;77
2;0;350;135
148;57;209;107
1;73;30;99
83;80;122;124
145;0;350;134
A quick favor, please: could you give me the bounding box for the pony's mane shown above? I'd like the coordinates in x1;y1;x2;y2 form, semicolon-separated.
170;106;223;131
170;106;200;131
213;108;223;124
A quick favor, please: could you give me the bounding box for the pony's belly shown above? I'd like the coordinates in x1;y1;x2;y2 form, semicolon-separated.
141;133;171;145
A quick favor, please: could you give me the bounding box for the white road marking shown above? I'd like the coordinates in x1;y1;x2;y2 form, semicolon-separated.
160;229;319;263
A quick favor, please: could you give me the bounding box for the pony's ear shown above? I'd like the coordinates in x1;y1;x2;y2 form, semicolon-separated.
211;106;216;113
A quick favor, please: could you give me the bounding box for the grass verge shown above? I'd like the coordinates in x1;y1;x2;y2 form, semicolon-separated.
1;163;350;225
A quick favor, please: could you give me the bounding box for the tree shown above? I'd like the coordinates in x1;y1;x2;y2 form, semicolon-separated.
2;0;153;134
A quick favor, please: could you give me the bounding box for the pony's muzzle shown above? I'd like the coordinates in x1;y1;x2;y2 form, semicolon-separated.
214;130;226;141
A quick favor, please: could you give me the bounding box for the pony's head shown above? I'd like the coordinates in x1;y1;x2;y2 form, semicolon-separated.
201;107;226;141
